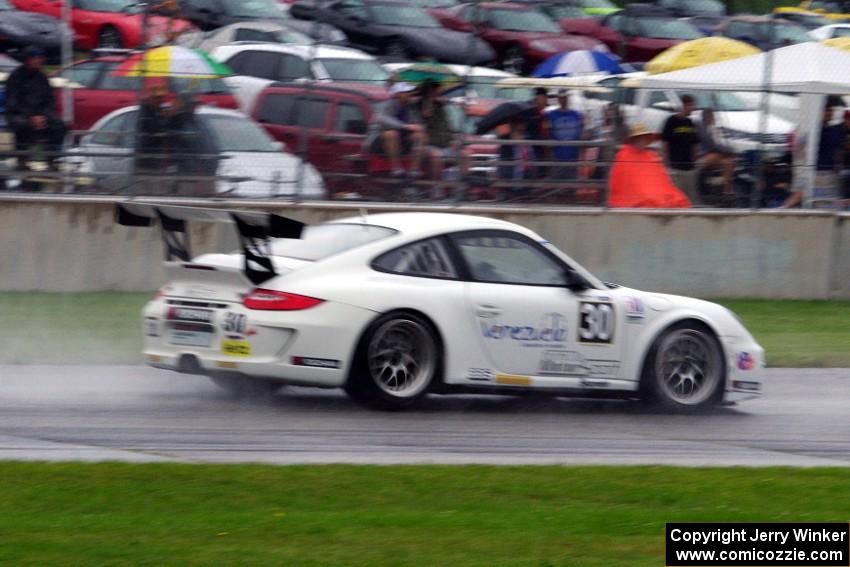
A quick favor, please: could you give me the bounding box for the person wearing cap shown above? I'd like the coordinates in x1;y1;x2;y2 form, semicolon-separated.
546;88;585;181
526;86;550;178
4;46;66;172
369;81;427;178
608;123;690;208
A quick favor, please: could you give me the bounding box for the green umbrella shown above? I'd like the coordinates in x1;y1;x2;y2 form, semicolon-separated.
396;62;461;90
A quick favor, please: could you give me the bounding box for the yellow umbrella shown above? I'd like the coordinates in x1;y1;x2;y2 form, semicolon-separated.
646;37;761;75
822;37;850;52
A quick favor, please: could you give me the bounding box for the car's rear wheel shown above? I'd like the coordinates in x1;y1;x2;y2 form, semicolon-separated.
98;25;123;49
346;312;439;410
502;45;526;74
209;373;281;398
642;322;724;411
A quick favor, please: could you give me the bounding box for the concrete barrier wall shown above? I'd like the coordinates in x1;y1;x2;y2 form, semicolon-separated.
0;196;848;299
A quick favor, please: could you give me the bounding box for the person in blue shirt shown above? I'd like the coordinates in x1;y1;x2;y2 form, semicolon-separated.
546;88;585;181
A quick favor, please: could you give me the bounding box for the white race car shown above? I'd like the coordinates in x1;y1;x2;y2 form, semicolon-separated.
122;205;764;411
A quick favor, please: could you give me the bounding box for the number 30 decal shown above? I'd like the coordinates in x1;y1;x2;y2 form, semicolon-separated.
579;302;615;344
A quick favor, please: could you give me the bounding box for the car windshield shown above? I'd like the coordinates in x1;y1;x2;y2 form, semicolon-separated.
320;58;389;83
408;0;458;7
276;29;313;43
582;0;617;8
772;22;812;42
370;4;442;27
636;18;703;39
680;91;752;112
832;26;850;36
269;223;397;261
202;114;279;152
688;0;724;14
489;9;561;33
809;0;841;11
545;5;590;19
76;0;143;13
221;0;281;18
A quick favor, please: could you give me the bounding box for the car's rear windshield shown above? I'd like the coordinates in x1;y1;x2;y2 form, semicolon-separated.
636;18;703;39
270;223;397;261
320;58;390;83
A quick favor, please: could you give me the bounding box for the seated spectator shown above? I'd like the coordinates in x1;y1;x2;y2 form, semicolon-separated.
417;79;471;192
368;82;427;179
4;46;66;172
697;108;736;197
608;123;690;208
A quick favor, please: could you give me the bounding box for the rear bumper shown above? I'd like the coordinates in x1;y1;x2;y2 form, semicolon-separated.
142;298;378;387
721;335;765;403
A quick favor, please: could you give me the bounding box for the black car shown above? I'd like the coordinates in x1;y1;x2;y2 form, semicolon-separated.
290;0;495;64
0;0;69;62
175;0;347;44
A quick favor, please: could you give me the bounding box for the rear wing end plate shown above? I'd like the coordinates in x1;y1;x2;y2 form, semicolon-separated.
116;203;305;285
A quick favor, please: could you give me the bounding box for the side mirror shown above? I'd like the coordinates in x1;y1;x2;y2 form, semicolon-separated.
563;267;589;292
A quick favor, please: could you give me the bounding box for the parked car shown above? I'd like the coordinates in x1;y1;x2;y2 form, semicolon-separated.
68;105;325;198
434;2;605;74
0;0;70;61
212;43;389;110
177;19;347;50
775;1;850;22
289;0;494;64
52;54;239;130
175;0;348;43
590;4;704;62
12;0;195;49
657;0;725;32
809;22;850;37
716;15;812;50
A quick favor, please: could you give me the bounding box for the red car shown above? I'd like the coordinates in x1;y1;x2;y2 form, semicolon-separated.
52;55;238;130
251;82;498;197
434;2;605;74
589;5;704;62
11;0;194;49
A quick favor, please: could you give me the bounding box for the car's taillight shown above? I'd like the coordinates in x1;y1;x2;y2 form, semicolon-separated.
243;289;324;311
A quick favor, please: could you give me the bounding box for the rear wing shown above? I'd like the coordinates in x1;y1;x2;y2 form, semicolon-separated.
116;204;305;285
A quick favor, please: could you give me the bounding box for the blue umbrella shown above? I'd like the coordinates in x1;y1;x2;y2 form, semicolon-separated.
531;50;631;77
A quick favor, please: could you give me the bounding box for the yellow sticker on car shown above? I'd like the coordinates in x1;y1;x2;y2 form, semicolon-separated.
221;340;251;357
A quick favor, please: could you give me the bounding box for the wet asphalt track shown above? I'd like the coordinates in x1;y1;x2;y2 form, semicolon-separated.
0;366;847;466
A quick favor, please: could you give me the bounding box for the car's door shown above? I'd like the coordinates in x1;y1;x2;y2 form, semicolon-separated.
321;95;369;173
87;63;140;128
451;230;624;380
53;60;105;130
254;89;300;150
84;110;135;191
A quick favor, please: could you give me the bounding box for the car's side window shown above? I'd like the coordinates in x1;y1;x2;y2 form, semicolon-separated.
334;102;367;134
373;237;458;279
257;92;297;125
295;97;331;129
90;112;133;146
238;51;281;80
234;28;276;42
98;63;141;90
58;61;103;88
451;232;566;286
278;54;311;81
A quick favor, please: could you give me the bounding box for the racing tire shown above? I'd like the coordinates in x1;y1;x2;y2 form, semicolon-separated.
208;373;282;399
640;322;725;412
97;26;123;49
502;45;526;75
345;311;440;411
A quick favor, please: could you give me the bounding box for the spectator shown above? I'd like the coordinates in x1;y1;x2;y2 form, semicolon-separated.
526;86;550;178
499;116;533;199
814;101;843;205
417;79;470;191
661;94;700;204
546;88;584;181
170;91;218;196
697;107;737;197
369;82;427;179
838;108;850;208
135;81;173;188
4;46;66;172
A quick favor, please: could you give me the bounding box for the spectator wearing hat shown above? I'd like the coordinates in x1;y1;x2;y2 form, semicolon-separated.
661;94;700;204
4;46;66;171
546;88;585;181
526;86;550;178
369;81;427;179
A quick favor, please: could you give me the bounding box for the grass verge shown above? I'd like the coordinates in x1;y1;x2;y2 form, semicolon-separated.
0;463;848;566
0;293;847;366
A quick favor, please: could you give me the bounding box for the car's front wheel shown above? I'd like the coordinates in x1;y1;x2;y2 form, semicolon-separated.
502;45;526;74
97;25;123;49
346;312;440;410
642;322;725;411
